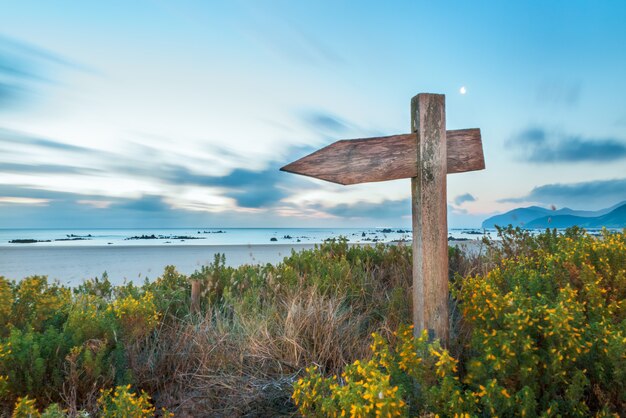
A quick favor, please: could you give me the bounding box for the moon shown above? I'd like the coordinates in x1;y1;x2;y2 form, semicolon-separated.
459;86;467;95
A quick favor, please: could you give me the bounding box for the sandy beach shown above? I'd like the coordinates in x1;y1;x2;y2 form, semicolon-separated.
0;243;319;286
0;240;481;286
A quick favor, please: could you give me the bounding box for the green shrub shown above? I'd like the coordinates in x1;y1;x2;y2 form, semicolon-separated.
1;326;68;403
9;276;71;332
74;272;114;301
40;403;68;418
0;272;163;414
65;294;112;345
0;277;12;334
144;266;190;318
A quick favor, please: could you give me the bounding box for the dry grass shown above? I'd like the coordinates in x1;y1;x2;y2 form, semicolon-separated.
131;290;381;416
122;242;484;416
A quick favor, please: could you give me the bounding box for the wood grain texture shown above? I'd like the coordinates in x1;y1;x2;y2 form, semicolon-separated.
280;129;483;185
411;93;449;346
446;129;485;174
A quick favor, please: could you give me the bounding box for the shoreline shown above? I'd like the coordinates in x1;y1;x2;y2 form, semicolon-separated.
1;242;326;250
0;227;491;249
0;236;483;247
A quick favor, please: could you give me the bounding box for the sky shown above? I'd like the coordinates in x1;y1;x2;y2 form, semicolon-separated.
0;0;625;228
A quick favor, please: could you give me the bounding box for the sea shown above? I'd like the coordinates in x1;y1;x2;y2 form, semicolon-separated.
0;227;491;286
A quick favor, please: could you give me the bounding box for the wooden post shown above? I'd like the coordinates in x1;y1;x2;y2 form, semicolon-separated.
281;92;484;346
411;93;449;345
190;280;202;314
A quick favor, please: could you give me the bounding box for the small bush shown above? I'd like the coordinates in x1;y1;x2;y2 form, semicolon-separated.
97;385;155;418
12;396;40;418
40;404;68;418
0;277;12;333
0;341;9;399
10;277;71;332
107;292;160;341
143;266;190;318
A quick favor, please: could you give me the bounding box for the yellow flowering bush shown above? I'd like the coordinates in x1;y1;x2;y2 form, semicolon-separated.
8;386;165;417
65;294;112;345
9;276;71;332
97;384;158;418
10;397;67;417
0;277;12;333
455;227;626;416
0;342;9;399
294;228;626;416
293;325;473;417
12;396;40;418
0;277;162;413
0;375;7;400
293;363;406;418
107;292;160;340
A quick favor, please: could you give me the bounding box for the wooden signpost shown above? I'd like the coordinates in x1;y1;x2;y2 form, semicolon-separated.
281;93;485;345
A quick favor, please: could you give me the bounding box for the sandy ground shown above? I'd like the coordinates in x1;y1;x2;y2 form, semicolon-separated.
0;240;482;286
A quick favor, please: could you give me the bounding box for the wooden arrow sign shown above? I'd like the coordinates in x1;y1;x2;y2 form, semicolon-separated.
280;129;484;185
280;93;485;346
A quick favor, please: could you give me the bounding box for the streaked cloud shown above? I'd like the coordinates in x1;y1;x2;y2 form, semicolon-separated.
115;195;171;213
0;35;88;109
535;79;581;107
0;196;49;205
0;34;90;72
454;193;476;206
500;178;626;209
0;162;91;175
241;5;342;67
160;164;288;209
0;126;320;217
316;198;410;219
508;128;626;163
77;200;113;209
301;110;349;134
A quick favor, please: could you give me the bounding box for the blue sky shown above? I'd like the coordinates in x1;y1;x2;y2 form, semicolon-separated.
1;0;625;228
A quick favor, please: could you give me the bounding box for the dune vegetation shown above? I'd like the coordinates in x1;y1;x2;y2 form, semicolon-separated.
0;227;625;417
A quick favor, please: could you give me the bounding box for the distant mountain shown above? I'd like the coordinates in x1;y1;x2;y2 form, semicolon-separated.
482;206;554;228
525;203;626;229
482;201;626;229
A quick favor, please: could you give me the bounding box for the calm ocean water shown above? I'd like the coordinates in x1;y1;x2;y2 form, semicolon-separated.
0;227;491;285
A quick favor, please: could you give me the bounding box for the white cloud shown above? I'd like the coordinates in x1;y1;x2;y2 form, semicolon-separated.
0;196;49;205
282;179;409;208
77;199;113;209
